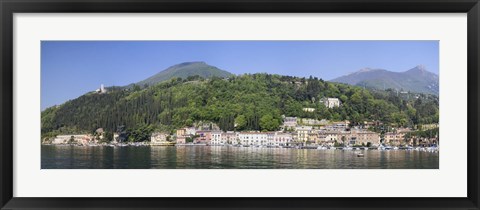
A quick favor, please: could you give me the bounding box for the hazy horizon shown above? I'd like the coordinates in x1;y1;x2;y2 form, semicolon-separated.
41;41;439;110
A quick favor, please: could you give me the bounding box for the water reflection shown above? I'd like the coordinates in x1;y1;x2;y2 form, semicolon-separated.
41;145;439;169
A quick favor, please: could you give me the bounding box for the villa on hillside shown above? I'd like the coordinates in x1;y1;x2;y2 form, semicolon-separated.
320;97;341;108
302;107;316;112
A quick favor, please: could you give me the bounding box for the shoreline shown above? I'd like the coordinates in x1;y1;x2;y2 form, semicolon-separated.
41;143;439;152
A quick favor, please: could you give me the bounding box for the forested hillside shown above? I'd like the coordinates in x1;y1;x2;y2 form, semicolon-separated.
41;73;439;138
132;61;233;88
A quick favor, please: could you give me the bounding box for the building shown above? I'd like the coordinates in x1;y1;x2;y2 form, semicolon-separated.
419;123;439;131
307;132;319;145
266;132;275;146
197;122;220;131
176;129;186;137
95;84;107;94
221;132;238;145
238;132;268;146
295;126;313;144
299;118;328;126
176;136;186;144
316;131;341;146
416;137;439;147
325;121;350;131
384;128;410;146
194;131;212;144
211;131;223;145
150;132;170;145
317;132;337;146
321;97;341;108
340;130;380;146
324;132;339;142
282;117;298;129
52;134;92;145
302;107;316;112
112;133;119;144
273;132;293;146
185;127;196;136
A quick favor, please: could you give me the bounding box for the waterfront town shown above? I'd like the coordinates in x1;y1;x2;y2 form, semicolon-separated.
42;97;439;152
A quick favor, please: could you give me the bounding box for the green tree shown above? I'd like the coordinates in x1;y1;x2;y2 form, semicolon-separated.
104;131;113;142
235;115;247;130
259;114;280;131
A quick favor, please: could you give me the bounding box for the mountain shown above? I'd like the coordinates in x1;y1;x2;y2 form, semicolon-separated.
330;65;439;95
133;62;233;87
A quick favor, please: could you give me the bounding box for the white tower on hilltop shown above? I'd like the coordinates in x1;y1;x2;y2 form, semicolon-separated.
97;84;107;94
101;84;105;92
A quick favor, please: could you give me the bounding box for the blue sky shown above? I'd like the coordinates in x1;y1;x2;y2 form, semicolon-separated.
41;41;439;110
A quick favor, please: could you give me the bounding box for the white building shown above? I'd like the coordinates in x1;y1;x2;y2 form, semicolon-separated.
211;131;223;145
302;107;316;112
95;84;107;94
325;133;339;142
324;121;350;131
266;132;275;146
52;134;92;145
321;98;341;108
299;118;328;126
185;127;196;136
150;132;169;145
112;133;119;144
238;132;268;146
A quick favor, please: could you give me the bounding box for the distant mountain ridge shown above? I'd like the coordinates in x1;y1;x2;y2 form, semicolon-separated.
133;61;233;87
331;65;439;95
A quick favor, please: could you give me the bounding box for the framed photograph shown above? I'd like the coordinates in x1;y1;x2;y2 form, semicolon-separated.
1;0;479;209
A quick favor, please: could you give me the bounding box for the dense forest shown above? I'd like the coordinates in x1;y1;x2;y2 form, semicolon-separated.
41;74;439;139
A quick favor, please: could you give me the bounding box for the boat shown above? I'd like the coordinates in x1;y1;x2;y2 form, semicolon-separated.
357;153;365;157
426;146;438;152
415;147;425;151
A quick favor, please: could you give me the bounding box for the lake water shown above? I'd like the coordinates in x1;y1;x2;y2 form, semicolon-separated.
41;145;439;169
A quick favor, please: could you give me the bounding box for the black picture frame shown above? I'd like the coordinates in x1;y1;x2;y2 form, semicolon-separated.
1;0;479;209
